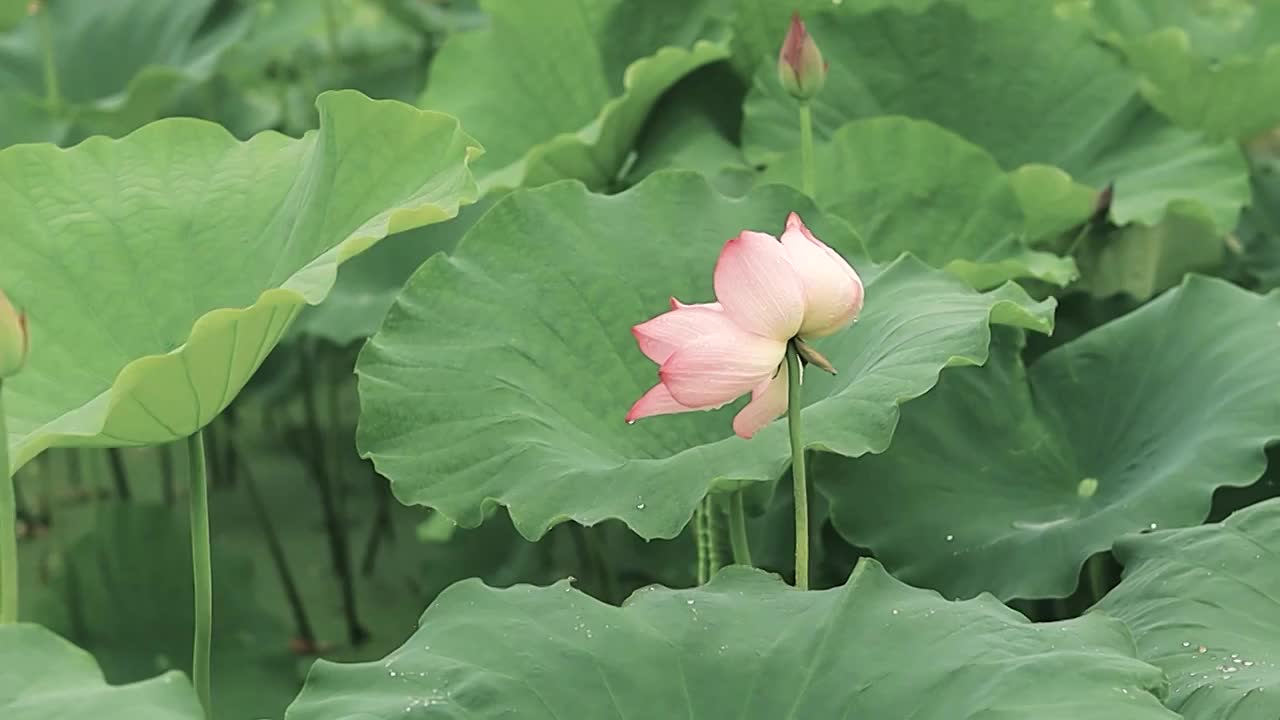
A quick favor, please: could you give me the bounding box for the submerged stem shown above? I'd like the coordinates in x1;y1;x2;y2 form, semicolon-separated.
0;387;17;623
240;450;315;649
798;102;816;198
785;342;809;590
187;432;213;718
726;491;753;568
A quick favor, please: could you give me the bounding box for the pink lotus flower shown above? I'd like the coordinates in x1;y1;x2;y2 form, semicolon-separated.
627;213;863;439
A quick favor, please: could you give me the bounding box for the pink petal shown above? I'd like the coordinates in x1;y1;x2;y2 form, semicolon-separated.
669;296;723;311
659;330;786;409
632;305;741;364
732;370;789;439
781;212;864;339
626;383;695;423
713;231;806;341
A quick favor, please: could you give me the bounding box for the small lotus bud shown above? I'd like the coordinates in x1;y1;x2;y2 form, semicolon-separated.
777;13;826;101
1090;182;1114;225
0;290;29;379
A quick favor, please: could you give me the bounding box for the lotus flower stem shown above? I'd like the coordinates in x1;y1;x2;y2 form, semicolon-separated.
35;3;60;111
798;102;816;197
785;342;810;590
323;0;342;61
705;497;722;575
726;491;753;567
0;387;16;624
694;501;709;584
187;431;213;718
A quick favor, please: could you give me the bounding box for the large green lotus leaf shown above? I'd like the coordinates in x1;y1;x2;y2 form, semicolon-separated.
818;276;1280;600
741;0;1248;238
356;171;1053;541
418;0;730;193
1087;0;1280;140
760;116;1077;288
289;194;503;346
625;63;755;197
1073;208;1225;299
286;561;1175;719
0;624;201;720
0;0;250;146
0;90;479;472
1097;498;1280;719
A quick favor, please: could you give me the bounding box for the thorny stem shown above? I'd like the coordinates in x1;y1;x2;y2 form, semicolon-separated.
187;432;213;718
785;341;809;590
0;387;17;623
726;491;753;567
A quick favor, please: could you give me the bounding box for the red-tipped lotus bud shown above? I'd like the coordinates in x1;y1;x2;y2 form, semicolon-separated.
0;290;29;379
777;13;826;101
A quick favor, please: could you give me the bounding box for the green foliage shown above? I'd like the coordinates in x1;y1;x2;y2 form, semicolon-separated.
1087;0;1280;140
819;277;1280;600
356;172;1051;541
1099;498;1280;718
288;561;1175;719
3;0;1279;716
419;0;731;192
761;116;1077;287
0;90;478;472
0;0;250;146
0;623;202;719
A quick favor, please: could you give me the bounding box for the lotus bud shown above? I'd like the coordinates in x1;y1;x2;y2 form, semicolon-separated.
0;290;29;379
777;13;826;101
1090;181;1114;225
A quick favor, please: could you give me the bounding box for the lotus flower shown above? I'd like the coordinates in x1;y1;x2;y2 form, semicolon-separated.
0;290;28;379
777;13;827;101
627;213;863;439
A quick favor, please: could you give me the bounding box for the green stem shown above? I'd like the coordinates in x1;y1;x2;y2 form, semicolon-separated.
726;491;753;567
798;102;815;198
0;387;17;623
785;342;809;590
705;497;722;577
323;0;342;61
1065;220;1092;257
36;4;60;111
1087;553;1110;604
694;502;708;585
240;450;315;649
187;433;213;718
